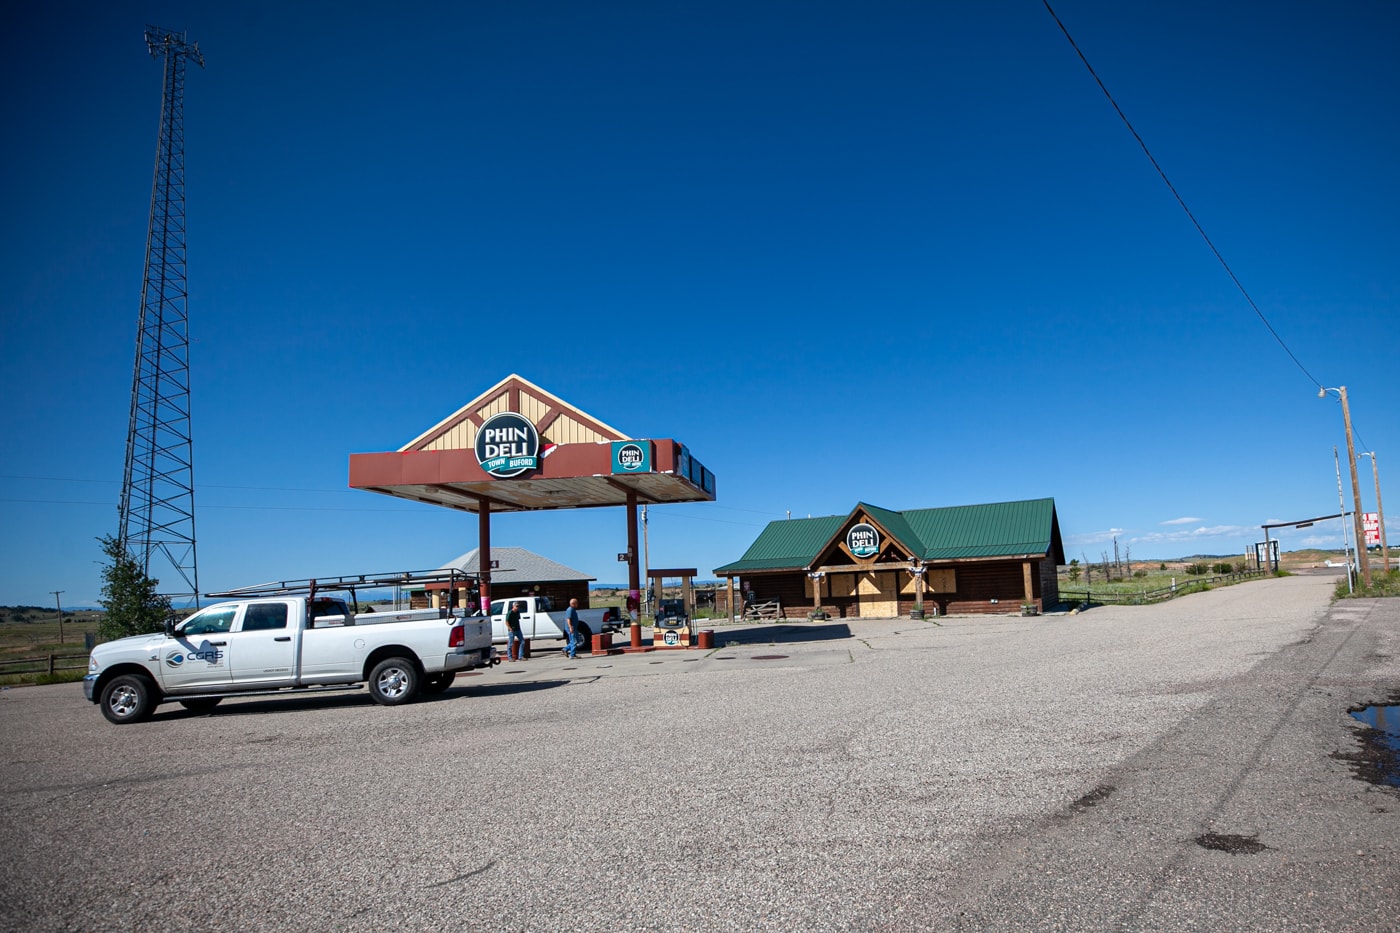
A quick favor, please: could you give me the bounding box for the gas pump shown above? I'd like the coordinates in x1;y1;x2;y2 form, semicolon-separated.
652;597;693;648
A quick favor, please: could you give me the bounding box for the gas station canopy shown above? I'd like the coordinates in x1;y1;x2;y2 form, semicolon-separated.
348;374;715;514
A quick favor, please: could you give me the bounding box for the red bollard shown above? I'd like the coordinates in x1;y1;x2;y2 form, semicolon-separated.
630;622;642;648
521;639;531;660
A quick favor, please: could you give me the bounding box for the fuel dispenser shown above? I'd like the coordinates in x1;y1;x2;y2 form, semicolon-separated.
652;598;694;648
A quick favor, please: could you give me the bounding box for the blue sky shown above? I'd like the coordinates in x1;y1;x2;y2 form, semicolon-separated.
3;1;1396;606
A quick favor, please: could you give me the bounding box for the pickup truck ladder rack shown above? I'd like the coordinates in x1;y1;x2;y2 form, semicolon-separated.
206;569;482;607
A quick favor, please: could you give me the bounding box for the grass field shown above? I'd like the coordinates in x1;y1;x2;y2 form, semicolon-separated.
0;609;102;687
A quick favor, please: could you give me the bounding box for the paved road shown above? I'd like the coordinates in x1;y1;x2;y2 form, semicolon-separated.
1;574;1396;931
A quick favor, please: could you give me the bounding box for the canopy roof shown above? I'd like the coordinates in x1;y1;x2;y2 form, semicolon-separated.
349;374;715;514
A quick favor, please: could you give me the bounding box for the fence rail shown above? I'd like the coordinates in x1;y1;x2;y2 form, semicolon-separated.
1059;570;1269;607
0;653;89;677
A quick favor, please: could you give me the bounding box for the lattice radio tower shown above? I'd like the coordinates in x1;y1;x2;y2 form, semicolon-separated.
118;26;205;605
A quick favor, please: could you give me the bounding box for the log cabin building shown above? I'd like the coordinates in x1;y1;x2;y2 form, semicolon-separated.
714;498;1064;619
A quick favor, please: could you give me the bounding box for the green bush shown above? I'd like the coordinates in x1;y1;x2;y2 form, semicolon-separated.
97;534;171;641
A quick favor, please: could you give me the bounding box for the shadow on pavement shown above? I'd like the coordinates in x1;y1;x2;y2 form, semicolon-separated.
703;621;853;647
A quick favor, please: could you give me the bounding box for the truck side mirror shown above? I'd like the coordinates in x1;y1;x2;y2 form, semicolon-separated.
164;616;177;637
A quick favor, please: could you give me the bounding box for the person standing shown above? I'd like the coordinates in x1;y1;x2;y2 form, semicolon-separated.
505;601;524;661
564;597;581;659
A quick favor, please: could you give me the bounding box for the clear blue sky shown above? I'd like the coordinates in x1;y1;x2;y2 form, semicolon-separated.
3;1;1396;607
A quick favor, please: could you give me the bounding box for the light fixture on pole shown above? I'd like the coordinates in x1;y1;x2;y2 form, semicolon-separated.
1358;451;1389;574
1319;386;1370;587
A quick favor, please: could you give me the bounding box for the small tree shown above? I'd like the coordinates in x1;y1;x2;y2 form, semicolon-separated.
1068;558;1081;583
97;534;171;641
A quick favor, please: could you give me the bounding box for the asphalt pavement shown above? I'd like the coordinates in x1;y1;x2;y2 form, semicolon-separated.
1;572;1396;932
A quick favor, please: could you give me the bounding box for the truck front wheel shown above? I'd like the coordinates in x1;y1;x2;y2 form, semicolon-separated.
368;657;420;705
100;674;158;724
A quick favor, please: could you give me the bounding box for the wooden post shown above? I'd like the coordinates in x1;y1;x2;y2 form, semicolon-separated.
1023;561;1035;606
478;499;492;609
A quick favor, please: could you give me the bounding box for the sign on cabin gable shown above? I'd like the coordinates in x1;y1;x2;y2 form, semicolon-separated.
847;523;880;558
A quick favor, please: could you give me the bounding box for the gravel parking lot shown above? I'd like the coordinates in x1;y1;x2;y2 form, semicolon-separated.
2;572;1397;932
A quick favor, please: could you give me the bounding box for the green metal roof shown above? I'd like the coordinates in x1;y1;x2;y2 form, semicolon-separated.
713;498;1063;574
713;515;844;574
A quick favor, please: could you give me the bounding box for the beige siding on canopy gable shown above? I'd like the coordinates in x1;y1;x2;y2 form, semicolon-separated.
401;373;631;452
545;414;610;446
518;390;549;426
422;395;508;452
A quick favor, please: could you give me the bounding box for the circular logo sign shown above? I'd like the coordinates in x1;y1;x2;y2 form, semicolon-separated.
663;630;679;646
616;443;645;471
847;523;880;558
475;412;540;479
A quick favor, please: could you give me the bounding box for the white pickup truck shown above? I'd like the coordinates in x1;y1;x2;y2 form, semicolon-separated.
487;595;623;650
83;595;494;724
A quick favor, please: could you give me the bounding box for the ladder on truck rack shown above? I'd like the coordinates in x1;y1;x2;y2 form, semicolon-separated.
205;569;485;609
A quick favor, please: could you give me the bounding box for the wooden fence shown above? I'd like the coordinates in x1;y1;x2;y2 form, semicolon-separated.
1059;570;1269;607
0;653;89;678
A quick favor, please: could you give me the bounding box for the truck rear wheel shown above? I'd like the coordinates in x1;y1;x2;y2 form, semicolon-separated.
420;671;455;695
368;657;420;705
575;622;592;654
100;674;158;725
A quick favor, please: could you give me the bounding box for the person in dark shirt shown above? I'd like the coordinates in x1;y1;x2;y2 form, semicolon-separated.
506;601;524;661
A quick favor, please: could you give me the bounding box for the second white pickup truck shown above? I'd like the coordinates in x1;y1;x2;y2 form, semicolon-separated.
487;595;623;650
84;593;494;724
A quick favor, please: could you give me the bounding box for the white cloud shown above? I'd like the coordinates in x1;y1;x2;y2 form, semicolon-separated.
1161;516;1203;525
1064;528;1126;548
1128;525;1253;546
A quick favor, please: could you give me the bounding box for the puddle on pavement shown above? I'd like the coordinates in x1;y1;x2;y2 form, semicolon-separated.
1338;702;1400;789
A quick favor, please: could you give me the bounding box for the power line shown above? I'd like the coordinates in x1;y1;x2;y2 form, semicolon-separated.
1042;1;1321;389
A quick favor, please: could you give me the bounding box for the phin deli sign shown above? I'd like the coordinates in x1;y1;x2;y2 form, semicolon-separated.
847;522;880;558
475;412;540;478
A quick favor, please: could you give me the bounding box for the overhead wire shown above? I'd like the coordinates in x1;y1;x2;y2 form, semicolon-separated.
1041;1;1322;390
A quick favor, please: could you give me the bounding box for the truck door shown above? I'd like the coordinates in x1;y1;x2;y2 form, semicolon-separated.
162;605;238;691
228;600;297;686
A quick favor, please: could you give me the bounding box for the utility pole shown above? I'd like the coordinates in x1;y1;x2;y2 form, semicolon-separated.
1320;387;1370;587
641;504;650;620
1334;447;1354;594
1359;451;1389;574
51;591;64;645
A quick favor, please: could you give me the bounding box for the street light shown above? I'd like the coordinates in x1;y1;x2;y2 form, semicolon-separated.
1319;386;1370;587
1358;451;1390;574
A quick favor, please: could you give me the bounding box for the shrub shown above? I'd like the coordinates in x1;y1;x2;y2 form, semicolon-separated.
1213;562;1234;575
97;534;171;641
